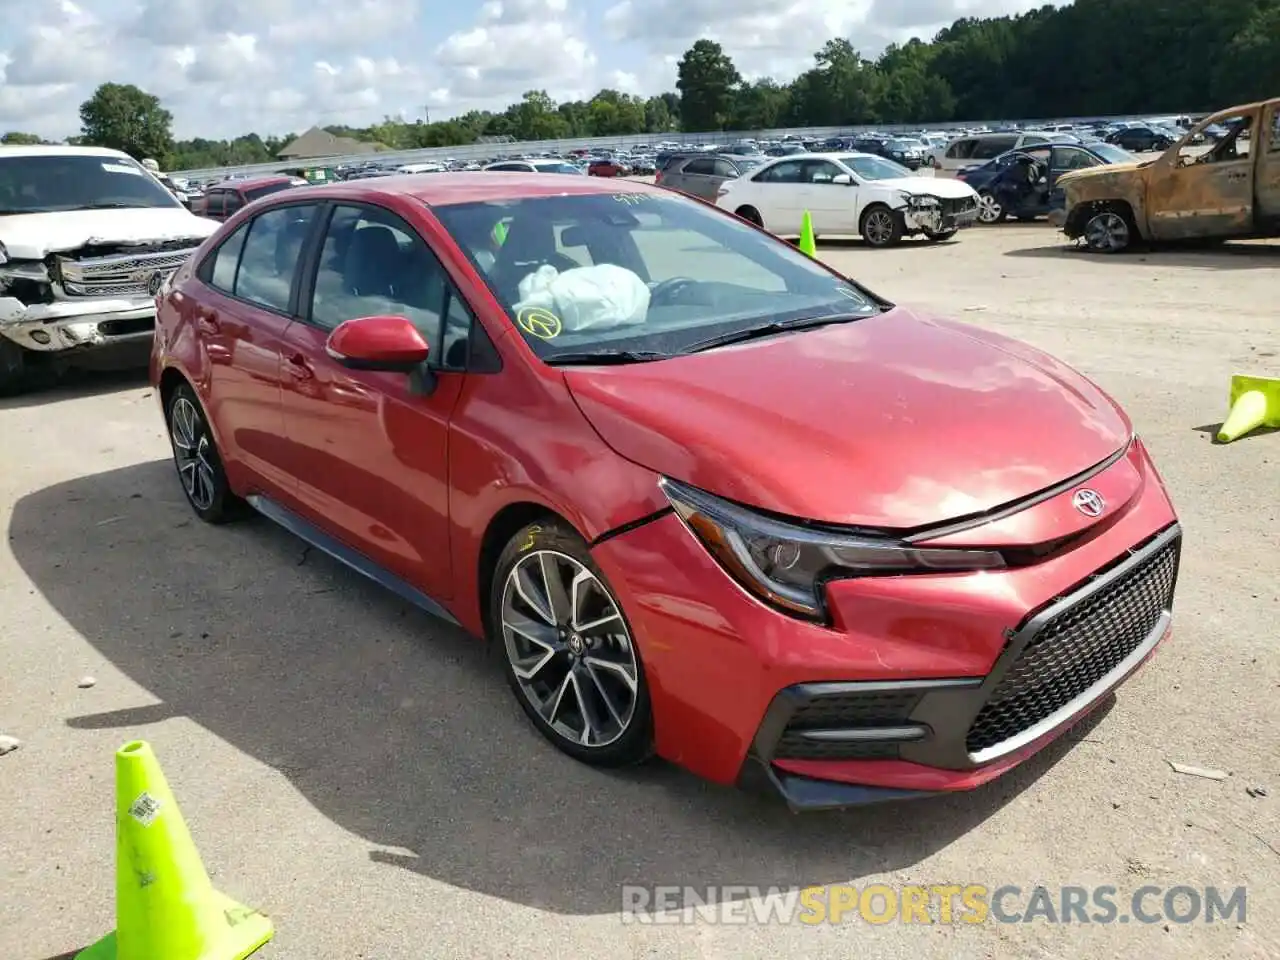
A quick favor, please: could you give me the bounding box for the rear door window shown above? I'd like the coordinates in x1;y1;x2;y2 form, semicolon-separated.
234;204;319;313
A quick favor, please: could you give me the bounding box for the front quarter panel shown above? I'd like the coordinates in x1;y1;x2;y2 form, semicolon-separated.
1062;165;1152;237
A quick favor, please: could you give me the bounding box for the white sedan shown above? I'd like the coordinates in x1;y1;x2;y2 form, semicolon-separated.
714;151;981;247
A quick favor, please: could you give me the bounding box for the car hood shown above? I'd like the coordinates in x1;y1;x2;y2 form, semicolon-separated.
1055;161;1147;188
0;208;219;260
874;177;977;199
564;308;1131;529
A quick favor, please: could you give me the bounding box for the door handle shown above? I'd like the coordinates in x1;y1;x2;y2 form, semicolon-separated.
286;353;314;380
196;307;220;334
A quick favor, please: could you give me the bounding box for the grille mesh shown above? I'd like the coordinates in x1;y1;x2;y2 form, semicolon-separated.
59;250;195;298
776;690;920;761
966;535;1179;755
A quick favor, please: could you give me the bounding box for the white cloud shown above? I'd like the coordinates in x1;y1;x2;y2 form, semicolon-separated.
0;0;1051;141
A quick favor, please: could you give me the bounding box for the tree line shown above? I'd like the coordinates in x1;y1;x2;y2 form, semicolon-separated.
4;0;1276;170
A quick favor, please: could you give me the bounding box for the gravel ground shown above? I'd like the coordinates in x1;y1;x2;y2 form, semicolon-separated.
1;223;1277;960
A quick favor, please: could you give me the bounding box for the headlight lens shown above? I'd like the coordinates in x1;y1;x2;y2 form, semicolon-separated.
661;478;1005;620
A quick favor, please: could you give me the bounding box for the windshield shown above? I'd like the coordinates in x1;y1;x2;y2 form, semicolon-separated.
0;154;181;214
735;156;766;170
889;139;922;150
244;182;297;202
1089;143;1138;164
837;154;913;180
431;191;880;361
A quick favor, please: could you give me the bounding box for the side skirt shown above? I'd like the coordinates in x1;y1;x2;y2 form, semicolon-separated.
246;494;460;627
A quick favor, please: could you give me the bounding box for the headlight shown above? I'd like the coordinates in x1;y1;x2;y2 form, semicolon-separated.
661;478;1005;620
906;194;940;207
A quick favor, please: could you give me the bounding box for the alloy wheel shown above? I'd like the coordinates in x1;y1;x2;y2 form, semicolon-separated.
169;396;217;512
863;210;895;246
1085;211;1130;252
977;192;1003;223
501;550;639;748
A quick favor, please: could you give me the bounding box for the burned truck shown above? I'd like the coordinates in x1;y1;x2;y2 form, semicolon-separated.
0;146;218;394
1055;96;1280;253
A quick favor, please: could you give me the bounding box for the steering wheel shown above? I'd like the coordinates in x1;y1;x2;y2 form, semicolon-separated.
650;276;699;305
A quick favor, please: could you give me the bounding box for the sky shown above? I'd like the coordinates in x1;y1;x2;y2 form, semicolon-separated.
0;0;1052;141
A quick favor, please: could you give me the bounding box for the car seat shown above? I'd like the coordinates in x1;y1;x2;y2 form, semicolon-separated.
491;214;579;303
344;225;404;298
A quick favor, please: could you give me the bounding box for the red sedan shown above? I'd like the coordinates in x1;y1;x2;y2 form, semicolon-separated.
150;172;1181;809
191;175;300;220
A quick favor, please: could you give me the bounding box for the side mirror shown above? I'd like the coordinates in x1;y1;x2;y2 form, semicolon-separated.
832;173;853;185
325;315;429;372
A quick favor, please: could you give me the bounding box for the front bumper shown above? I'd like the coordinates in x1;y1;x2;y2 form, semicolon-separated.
0;297;157;353
904;198;980;233
590;439;1181;809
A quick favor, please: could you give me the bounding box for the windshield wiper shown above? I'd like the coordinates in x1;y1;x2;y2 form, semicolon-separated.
683;311;872;354
544;349;672;366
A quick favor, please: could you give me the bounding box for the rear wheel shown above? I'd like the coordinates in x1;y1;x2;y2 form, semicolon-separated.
735;205;763;227
492;520;653;767
166;383;246;523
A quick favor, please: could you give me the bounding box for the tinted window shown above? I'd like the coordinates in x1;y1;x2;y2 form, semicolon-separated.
681;158;716;176
245;182;296;203
803;160;844;183
712;159;739;178
431;191;878;362
0;153;181;213
972;136;1018;159
946;139;976;159
1051;147;1099;170
207;223;249;293
308;204;450;353
234;205;318;313
754;159;804;183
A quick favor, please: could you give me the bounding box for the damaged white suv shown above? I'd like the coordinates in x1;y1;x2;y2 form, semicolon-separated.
714;151;980;248
0;145;218;394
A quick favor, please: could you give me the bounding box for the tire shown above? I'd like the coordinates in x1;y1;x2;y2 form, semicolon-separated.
165;383;246;523
977;191;1007;224
735;205;763;227
1082;206;1136;254
860;205;904;248
491;520;653;767
0;337;28;398
923;229;959;242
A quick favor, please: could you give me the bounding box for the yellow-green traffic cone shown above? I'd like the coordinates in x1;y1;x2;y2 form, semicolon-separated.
76;741;273;960
1217;374;1280;444
798;210;817;257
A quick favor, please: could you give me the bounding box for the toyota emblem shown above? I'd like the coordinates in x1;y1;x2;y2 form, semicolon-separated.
147;271;166;296
1072;489;1106;518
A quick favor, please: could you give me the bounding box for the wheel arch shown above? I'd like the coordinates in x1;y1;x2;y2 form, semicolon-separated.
1065;197;1143;240
476;501;571;638
158;366;190;422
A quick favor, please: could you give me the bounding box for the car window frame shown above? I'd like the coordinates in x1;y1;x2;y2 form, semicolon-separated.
294;199;484;374
194;199;324;318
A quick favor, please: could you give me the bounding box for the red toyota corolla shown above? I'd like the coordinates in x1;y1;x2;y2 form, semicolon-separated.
150;173;1181;810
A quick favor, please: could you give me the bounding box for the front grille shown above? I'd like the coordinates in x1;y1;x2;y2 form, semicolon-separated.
775;689;920;761
942;196;978;216
966;533;1180;755
58;249;197;298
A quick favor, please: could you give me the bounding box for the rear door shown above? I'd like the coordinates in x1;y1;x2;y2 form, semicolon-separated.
1256;100;1280;230
670;157;718;199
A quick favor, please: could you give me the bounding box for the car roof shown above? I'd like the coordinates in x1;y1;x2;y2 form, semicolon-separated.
289;171;655;207
217;175;293;189
0;144;132;160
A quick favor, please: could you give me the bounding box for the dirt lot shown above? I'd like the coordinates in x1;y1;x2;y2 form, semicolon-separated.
1;225;1277;960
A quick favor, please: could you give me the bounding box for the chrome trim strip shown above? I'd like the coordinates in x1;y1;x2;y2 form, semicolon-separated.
904;439;1132;543
798;725;928;743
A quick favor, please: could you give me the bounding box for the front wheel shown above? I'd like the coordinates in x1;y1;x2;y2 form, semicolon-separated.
860;205;904;248
492;521;653;767
977;191;1006;224
1083;208;1135;253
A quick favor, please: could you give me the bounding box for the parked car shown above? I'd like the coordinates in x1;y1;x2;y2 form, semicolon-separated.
191;175;300;221
0;145;219;394
1061;97;1280;252
655;153;763;201
715;152;980;247
586;158;629;177
150;172;1183;810
956;142;1138;223
852;137;925;170
932;131;1057;171
1105;127;1177;152
484;159;584;175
